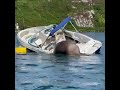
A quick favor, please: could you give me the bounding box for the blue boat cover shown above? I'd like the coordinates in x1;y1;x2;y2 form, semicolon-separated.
49;17;71;36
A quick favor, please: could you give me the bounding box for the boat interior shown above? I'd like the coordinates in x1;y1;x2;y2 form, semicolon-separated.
18;24;92;52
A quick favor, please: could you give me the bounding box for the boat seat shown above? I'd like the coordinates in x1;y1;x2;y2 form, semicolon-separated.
76;40;96;54
34;39;42;46
43;41;55;50
55;30;66;43
22;33;34;42
28;36;42;47
74;32;90;43
38;31;48;43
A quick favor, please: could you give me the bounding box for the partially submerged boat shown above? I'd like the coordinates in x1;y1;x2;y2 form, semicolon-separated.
17;17;102;55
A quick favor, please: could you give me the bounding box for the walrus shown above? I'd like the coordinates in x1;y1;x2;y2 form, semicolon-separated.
54;41;80;56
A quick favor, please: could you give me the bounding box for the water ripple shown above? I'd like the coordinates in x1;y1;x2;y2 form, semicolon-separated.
25;64;38;66
62;86;80;89
17;71;29;73
20;82;33;85
42;65;55;69
33;85;54;90
82;82;100;86
72;74;86;78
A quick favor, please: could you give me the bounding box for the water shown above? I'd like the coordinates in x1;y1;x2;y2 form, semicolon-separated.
15;32;105;90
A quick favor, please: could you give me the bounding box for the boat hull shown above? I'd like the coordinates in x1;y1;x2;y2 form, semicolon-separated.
17;25;102;55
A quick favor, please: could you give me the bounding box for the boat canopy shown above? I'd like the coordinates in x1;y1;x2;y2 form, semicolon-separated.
49;17;71;36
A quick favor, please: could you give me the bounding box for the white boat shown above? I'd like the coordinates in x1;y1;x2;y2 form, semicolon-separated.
17;17;102;55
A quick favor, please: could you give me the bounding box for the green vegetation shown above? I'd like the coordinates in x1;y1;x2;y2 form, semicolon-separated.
15;0;105;32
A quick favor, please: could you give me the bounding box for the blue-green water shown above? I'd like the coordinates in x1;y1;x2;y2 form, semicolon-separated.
15;32;105;90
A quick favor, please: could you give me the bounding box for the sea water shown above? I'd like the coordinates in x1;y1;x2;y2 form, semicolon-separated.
15;32;105;90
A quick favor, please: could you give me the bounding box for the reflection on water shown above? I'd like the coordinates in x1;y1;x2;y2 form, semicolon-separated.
15;32;105;90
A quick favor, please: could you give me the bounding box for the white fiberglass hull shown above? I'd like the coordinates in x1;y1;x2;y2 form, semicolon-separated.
17;25;102;55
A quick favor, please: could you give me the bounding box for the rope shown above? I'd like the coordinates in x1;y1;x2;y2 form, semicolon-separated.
69;21;78;32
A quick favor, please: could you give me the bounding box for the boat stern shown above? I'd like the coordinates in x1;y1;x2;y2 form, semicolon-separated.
77;39;102;55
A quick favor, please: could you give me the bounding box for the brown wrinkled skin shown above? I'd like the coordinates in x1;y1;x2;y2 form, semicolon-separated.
54;41;80;56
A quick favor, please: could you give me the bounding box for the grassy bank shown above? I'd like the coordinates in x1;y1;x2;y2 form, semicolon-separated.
15;0;105;32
